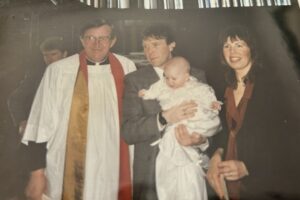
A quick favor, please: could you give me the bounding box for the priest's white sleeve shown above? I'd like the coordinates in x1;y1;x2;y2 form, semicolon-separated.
22;65;59;145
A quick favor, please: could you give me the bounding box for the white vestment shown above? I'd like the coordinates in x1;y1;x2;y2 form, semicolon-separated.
22;53;136;200
143;77;221;200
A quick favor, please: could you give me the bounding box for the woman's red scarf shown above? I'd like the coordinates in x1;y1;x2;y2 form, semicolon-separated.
224;82;254;200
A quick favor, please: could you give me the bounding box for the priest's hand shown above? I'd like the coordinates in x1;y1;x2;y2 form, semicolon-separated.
174;124;207;146
26;168;47;200
18;120;27;137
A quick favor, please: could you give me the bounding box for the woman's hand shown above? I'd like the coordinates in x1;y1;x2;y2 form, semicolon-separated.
218;160;249;181
206;149;225;199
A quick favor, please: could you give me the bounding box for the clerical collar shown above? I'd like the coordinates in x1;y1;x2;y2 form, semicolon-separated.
86;57;109;65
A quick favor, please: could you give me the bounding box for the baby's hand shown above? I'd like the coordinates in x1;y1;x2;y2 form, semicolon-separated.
138;89;146;97
211;101;223;111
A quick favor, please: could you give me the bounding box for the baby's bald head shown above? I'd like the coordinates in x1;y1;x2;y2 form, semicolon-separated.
164;56;190;75
163;56;190;89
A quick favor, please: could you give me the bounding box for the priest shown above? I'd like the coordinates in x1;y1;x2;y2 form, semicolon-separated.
22;19;136;200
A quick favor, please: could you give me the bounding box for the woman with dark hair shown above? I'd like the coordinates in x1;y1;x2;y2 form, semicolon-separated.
207;26;300;200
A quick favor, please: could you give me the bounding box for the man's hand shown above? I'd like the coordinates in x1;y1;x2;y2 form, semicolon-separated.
162;101;197;124
25;168;47;200
138;89;146;97
218;160;249;181
174;124;207;146
206;149;225;199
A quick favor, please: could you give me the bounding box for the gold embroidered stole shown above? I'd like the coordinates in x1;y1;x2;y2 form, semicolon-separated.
62;51;132;200
62;69;88;200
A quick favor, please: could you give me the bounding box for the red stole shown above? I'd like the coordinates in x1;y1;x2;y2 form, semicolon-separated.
67;51;132;200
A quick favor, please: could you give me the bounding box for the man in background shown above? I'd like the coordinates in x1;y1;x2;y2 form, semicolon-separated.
5;36;68;200
8;36;68;137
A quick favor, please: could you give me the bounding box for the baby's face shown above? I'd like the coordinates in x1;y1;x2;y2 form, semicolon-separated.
164;65;189;89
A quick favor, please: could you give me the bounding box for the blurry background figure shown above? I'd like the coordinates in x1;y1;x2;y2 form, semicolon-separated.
7;36;68;138
41;37;68;66
5;37;68;200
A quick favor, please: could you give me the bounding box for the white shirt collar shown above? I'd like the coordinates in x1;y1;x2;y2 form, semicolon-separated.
153;66;164;80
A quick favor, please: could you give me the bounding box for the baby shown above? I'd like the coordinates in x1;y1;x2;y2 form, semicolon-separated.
139;57;221;200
